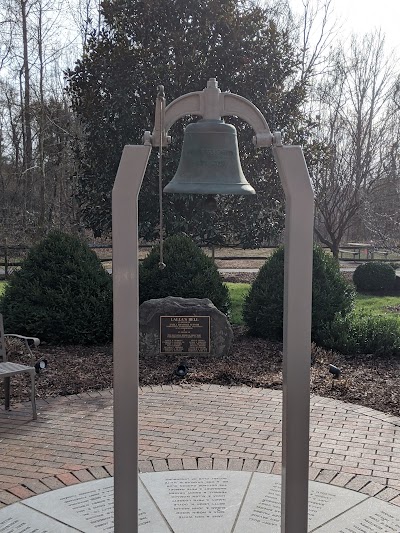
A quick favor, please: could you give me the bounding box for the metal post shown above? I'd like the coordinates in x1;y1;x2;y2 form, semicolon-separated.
112;144;151;533
273;145;314;533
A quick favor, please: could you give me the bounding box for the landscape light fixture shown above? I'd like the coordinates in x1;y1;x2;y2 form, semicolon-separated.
175;363;188;378
34;359;47;374
329;364;341;379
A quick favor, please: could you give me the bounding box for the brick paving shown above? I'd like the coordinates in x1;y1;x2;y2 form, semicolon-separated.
1;385;400;508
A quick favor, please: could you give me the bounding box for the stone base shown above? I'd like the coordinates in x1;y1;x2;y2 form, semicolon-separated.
1;471;400;532
140;296;233;357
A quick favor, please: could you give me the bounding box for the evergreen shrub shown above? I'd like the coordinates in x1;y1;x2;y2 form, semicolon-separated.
139;234;230;314
243;246;354;341
353;262;396;292
0;231;112;344
320;312;400;356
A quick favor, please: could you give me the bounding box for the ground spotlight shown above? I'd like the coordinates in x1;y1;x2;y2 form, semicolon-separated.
329;364;341;379
175;363;188;378
35;359;48;374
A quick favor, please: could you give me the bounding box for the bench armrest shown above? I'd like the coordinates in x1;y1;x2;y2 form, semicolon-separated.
3;334;40;364
4;334;40;348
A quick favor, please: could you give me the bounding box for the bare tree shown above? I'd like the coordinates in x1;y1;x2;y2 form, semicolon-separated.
362;98;400;251
64;0;101;50
297;0;338;82
0;0;81;241
308;31;398;256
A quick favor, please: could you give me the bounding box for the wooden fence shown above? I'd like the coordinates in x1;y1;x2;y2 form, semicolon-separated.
1;242;398;280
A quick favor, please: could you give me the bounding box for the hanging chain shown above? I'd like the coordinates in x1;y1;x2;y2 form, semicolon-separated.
158;85;166;270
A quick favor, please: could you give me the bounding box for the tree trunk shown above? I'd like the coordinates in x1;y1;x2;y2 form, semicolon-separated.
331;241;340;259
37;2;46;235
21;0;33;225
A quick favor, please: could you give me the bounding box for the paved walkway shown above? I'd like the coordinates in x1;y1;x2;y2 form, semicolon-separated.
1;385;400;509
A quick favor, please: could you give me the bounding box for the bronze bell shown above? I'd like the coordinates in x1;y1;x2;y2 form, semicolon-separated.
163;119;255;195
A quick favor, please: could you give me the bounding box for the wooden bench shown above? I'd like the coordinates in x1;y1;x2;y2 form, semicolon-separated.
0;313;40;419
339;249;360;260
373;250;389;259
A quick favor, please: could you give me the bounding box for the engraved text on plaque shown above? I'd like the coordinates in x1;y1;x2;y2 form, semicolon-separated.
160;316;210;353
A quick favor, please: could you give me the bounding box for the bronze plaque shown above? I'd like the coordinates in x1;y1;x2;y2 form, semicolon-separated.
160;316;210;353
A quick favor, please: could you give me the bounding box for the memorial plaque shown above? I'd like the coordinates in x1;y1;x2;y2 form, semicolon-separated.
141;470;252;533
160;315;210;353
233;473;367;533
1;471;398;533
0;503;75;532
59;484;113;531
314;497;400;532
23;477;170;532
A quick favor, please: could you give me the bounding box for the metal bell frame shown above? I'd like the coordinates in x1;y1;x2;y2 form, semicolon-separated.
112;78;314;533
143;77;276;148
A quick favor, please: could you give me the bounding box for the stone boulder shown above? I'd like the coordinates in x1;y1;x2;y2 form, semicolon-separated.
139;296;233;357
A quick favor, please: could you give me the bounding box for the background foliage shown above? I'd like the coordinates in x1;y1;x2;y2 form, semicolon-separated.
66;0;309;245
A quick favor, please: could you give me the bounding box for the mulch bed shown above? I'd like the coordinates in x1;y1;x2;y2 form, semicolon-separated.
222;272;257;284
1;271;399;417
2;325;400;417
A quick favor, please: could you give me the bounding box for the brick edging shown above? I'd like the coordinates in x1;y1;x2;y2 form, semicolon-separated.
1;458;400;509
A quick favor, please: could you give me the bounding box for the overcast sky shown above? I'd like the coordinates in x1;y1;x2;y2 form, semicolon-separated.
289;0;400;53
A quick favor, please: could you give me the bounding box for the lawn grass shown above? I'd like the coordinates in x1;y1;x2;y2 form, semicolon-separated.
1;278;397;324
355;293;400;318
226;282;250;325
227;282;400;326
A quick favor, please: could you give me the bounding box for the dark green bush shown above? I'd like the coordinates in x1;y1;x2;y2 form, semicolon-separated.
320;312;400;356
139;234;230;314
243;246;354;341
0;231;112;344
353;262;396;292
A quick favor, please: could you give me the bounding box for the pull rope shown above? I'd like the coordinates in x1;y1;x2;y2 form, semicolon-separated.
158;85;166;270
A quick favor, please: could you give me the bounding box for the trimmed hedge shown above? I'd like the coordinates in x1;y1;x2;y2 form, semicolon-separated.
139;234;230;314
0;231;112;344
320;311;400;356
243;245;354;341
353;262;396;292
